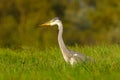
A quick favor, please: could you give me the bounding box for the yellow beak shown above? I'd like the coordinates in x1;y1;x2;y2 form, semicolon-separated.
40;21;51;27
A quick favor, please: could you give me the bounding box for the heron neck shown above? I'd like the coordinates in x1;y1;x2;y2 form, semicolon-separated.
57;22;69;54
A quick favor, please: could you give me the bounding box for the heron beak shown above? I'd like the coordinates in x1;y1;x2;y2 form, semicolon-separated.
40;21;51;27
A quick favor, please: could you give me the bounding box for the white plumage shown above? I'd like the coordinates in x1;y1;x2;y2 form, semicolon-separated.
41;17;93;65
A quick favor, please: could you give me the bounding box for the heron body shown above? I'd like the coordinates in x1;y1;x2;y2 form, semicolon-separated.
41;17;93;65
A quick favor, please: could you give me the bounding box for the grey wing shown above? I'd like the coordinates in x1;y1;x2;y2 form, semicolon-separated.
70;50;92;62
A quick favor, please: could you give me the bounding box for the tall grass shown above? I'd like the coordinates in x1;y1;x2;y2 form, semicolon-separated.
0;45;120;80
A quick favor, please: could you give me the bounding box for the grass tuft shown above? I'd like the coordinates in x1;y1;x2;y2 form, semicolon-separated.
0;45;120;80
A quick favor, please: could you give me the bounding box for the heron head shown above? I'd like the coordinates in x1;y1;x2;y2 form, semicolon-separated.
41;17;61;26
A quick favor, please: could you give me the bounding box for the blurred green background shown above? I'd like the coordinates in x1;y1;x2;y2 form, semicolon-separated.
0;0;120;49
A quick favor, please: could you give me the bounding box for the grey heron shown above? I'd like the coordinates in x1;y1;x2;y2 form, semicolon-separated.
40;17;93;65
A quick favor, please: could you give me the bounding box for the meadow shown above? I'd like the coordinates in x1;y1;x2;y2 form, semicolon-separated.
0;44;120;80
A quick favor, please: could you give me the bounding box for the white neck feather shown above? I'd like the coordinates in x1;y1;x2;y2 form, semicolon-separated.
57;21;70;62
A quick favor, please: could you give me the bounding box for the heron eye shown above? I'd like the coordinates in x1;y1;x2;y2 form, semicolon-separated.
51;19;55;22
